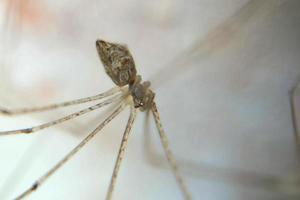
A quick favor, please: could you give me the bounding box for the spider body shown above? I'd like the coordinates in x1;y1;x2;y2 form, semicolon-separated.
96;39;155;111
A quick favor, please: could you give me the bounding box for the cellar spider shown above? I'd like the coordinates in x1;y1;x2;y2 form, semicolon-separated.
0;39;191;200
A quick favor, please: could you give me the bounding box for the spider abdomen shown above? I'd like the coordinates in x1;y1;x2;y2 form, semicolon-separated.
96;40;137;86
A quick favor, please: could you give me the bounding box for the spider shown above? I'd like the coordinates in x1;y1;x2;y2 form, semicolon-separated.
0;39;191;200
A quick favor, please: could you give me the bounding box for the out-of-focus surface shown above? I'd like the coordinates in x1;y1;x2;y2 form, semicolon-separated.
0;0;300;199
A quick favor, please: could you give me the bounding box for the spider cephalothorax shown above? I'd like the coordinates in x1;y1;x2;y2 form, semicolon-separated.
129;75;155;111
96;39;155;111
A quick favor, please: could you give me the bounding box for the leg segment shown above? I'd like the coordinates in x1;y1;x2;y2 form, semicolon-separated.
0;94;125;136
0;87;121;115
106;106;137;200
14;102;127;200
151;101;191;200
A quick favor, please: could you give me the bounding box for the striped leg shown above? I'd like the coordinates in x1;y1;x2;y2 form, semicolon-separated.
0;94;125;136
14;102;127;200
106;106;137;200
0;87;121;115
151;101;191;200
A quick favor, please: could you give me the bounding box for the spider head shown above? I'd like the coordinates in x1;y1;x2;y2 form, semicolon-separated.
96;39;137;86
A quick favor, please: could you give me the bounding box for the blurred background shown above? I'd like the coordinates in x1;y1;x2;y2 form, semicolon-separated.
0;0;300;199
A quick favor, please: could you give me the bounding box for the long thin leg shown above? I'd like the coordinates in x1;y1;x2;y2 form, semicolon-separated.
0;93;125;136
290;79;300;145
14;102;128;200
151;101;191;200
106;106;137;200
0;86;121;115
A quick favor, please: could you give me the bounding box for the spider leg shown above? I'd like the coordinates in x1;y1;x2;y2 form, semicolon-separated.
14;102;128;200
105;105;137;200
0;93;126;136
151;101;191;200
0;86;121;115
290;79;300;146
